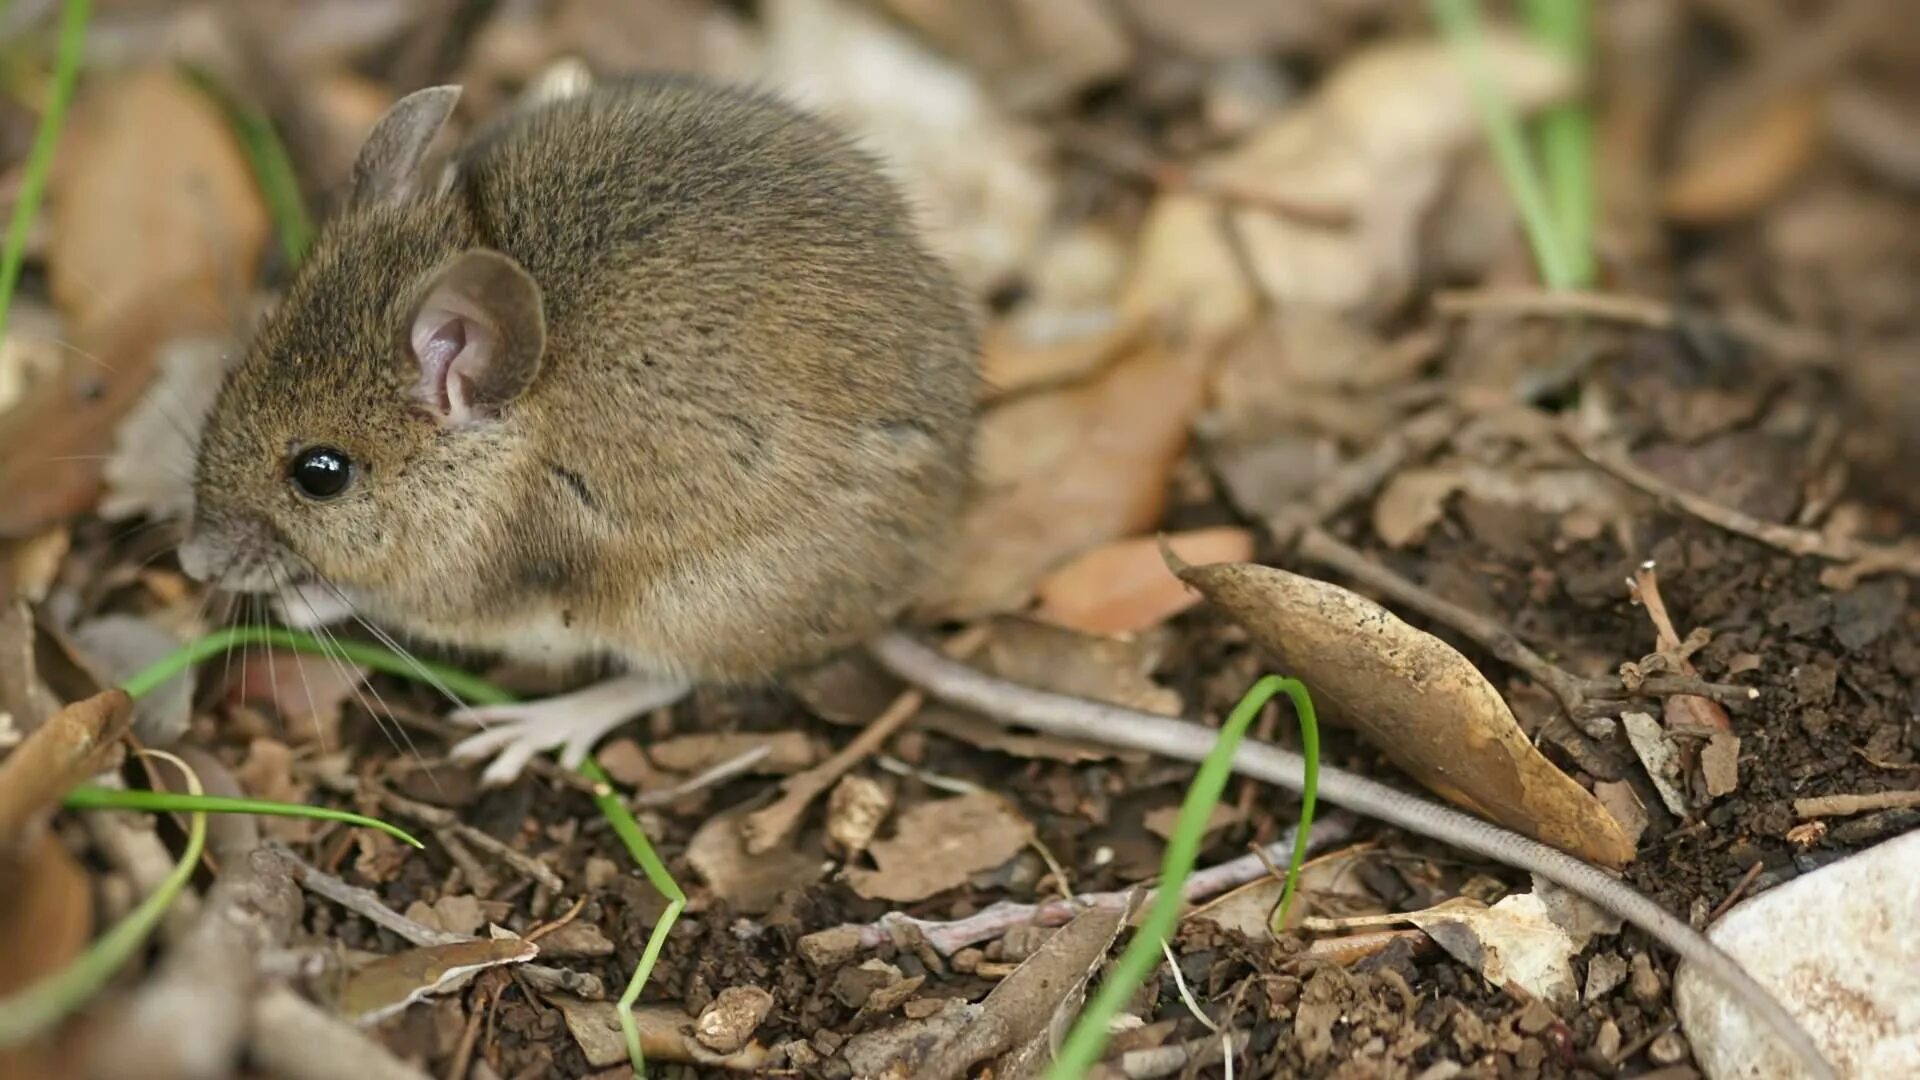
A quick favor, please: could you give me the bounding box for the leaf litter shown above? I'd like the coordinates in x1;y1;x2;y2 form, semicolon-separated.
3;1;1919;1077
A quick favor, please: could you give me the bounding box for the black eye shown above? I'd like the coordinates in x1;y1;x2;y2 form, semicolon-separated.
289;447;353;500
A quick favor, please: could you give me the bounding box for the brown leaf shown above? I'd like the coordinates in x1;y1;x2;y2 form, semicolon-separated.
338;935;538;1025
50;68;268;341
0;834;90;1078
1663;93;1821;225
647;731;820;775
847;791;1034;902
685;805;825;914
1033;526;1254;636
1177;561;1636;868
928;341;1208;617
882;0;1129;111
0;688;132;851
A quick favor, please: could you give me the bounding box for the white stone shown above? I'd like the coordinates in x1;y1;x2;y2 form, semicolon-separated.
1675;829;1920;1079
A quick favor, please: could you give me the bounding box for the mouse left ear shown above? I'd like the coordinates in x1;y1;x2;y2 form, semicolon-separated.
406;249;545;427
349;85;461;209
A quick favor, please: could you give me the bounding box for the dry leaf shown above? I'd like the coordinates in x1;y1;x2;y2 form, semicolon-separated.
71;615;191;747
882;0;1130;111
929;341;1208;617
1177;561;1635;868
981;617;1181;717
1141;801;1241;841
98;336;228;523
50;68;268;341
749;0;1055;293
227;647;369;745
1405;893;1600;1006
1033;526;1255;635
1126;30;1572;320
1621;711;1691;817
685;805;825;914
825;773;892;855
1373;468;1463;549
338;934;537;1025
847;791;1034;902
1664;93;1821;225
0;834;90;1079
234;739;314;842
0;688;132;850
647;731;820;775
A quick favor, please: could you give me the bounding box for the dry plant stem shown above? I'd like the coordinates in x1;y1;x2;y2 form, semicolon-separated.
251;984;430;1080
1296;528;1756;713
632;744;771;809
869;631;1836;1080
1794;789;1920;818
743;625;987;853
1629;563;1730;732
289;853;464;947
372;788;566;894
1575;441;1920;585
819;816;1355;955
1263;406;1461;547
1708;861;1767;923
1432;286;1835;364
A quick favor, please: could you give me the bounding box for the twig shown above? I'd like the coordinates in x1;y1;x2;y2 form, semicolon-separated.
631;743;770;809
1628;562;1730;732
373;788;567;895
1708;861;1766;923
1793;789;1920;818
288;853;464;947
1573;439;1920;588
810;816;1354;956
1433;287;1835;364
1295;528;1758;720
742;626;987;853
1261;406;1462;549
250;984;432;1080
1057;125;1353;228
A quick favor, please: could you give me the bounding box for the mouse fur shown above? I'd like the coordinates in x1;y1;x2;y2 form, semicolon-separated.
182;77;978;682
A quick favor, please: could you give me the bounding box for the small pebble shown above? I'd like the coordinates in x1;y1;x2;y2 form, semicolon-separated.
1593;1019;1622;1061
1585;952;1630;1001
1629;952;1664;1004
1648;1030;1691;1066
694;985;774;1054
1516;999;1555;1035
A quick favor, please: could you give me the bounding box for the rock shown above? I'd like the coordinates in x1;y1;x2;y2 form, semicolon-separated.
695;986;774;1054
1675;829;1920;1079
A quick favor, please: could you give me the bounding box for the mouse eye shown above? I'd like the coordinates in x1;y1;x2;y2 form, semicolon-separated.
289;447;354;500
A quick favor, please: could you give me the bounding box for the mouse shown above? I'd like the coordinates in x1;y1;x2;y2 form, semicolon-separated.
175;72;1833;1079
178;76;978;784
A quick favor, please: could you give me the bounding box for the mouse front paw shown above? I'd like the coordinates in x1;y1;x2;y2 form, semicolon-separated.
447;673;691;786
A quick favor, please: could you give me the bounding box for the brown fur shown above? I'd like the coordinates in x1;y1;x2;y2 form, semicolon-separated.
184;78;978;682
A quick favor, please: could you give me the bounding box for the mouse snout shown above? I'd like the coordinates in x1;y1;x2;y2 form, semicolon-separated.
178;514;296;593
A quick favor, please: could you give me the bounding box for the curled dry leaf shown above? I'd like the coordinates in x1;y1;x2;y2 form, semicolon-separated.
1664;92;1822;225
1033;526;1255;636
847;791;1034;902
1176;561;1635;868
1407;891;1610;1007
0;835;90;1079
928;340;1209;617
338;934;538;1026
1124;29;1572;322
0;688;133;849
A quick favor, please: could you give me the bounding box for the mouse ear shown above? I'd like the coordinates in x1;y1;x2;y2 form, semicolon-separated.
407;249;545;427
349;85;461;209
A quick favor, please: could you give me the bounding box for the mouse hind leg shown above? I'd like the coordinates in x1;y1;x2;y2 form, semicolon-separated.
448;673;691;786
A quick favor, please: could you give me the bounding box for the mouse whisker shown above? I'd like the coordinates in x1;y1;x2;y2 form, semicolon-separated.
268;564;331;755
305;569;472;714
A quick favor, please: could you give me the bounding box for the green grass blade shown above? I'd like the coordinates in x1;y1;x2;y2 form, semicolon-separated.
1524;0;1595;288
0;753;205;1047
1047;676;1319;1077
120;625;681;1077
1431;0;1578;290
180;65;312;265
1269;681;1320;931
0;0;89;344
61;785;423;848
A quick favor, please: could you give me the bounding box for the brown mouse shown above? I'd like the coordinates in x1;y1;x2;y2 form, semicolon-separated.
179;76;978;782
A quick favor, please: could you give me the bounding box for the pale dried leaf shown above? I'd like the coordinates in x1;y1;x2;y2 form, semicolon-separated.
1177;561;1635;868
750;0;1055;293
50;68;268;341
685;805;825;914
1033;527;1254;635
1373;468;1463;548
1407;894;1587;1006
847;791;1034;902
929;341;1208;617
338;936;537;1025
1664;94;1821;225
1621;711;1691;817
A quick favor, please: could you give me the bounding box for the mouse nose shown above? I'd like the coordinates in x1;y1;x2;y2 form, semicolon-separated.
178;515;287;591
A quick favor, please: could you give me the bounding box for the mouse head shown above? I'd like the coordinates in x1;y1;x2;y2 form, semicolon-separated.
180;87;548;611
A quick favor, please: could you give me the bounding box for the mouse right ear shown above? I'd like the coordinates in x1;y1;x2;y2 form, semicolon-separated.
348;85;461;209
406;249;545;427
